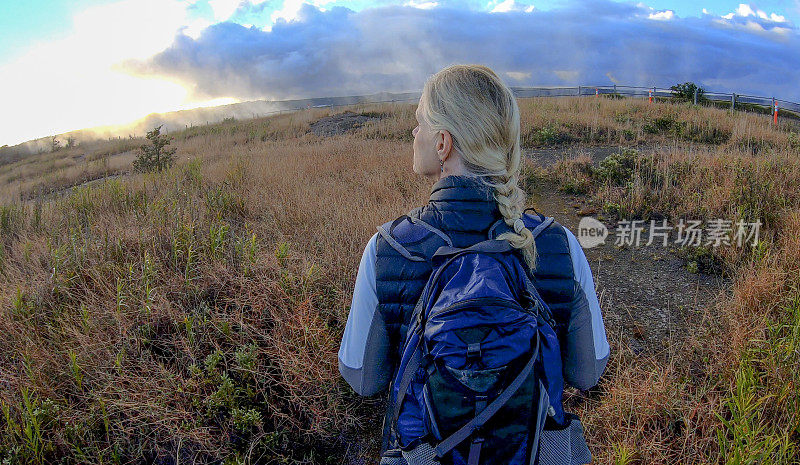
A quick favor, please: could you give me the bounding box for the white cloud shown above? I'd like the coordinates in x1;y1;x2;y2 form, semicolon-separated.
505;71;531;80
714;3;791;37
648;9;674;20
267;0;337;29
725;3;784;22
491;0;516;13
272;0;307;23
405;0;439;9
770;13;786;22
488;0;533;13
735;4;755;17
553;70;579;81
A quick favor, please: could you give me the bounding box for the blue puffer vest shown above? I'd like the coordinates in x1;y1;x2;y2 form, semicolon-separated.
375;175;576;366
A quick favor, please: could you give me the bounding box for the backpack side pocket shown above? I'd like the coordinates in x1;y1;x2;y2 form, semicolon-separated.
379;448;407;465
538;413;592;465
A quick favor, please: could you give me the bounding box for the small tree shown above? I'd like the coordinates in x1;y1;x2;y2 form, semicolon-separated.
51;136;62;152
133;125;176;173
65;136;77;149
670;82;706;104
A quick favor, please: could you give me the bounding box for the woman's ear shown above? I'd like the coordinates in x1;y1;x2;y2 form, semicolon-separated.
437;130;454;162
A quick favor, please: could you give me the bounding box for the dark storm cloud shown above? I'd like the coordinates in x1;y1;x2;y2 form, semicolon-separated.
126;0;800;102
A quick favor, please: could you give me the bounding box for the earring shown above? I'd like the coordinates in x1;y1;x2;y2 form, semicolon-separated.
440;160;444;173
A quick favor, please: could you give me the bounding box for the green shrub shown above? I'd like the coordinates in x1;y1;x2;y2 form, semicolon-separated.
643;116;676;134
133;125;176;173
677;245;726;275
787;132;799;151
670;82;707;103
522;125;574;147
231;407;262;433
594;149;639;186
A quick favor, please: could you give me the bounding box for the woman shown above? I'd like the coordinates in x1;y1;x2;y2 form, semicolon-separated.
338;64;609;464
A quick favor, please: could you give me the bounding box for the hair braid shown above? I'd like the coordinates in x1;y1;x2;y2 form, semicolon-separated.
485;169;538;271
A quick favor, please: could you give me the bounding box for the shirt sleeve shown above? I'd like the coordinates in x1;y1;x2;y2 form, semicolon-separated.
561;225;610;390
338;233;392;396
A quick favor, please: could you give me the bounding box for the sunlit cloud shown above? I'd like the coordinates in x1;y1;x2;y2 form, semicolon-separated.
648;9;674;20
404;0;439;9
721;3;787;23
489;0;534;13
0;0;239;146
207;0;245;21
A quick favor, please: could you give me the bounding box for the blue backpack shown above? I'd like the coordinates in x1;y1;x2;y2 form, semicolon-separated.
384;214;567;465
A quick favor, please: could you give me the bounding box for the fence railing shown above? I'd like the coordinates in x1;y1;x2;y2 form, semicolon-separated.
511;85;800;118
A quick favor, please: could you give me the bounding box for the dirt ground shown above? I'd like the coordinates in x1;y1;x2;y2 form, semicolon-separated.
309;111;381;137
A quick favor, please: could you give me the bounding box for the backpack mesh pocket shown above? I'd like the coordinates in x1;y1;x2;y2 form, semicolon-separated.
400;442;437;465
379;451;407;465
538;414;592;465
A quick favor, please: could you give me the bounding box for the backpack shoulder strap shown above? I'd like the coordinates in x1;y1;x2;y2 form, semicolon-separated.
487;213;555;241
377;215;452;262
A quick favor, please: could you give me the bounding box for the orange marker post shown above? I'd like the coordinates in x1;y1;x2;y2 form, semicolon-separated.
595;88;598;97
648;89;653;103
774;100;779;125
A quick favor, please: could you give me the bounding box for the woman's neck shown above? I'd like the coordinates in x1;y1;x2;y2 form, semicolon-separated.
439;149;467;180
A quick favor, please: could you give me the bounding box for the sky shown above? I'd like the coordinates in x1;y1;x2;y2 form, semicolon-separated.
1;0;799;146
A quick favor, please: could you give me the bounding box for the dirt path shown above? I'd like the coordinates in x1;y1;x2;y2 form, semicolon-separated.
527;147;730;356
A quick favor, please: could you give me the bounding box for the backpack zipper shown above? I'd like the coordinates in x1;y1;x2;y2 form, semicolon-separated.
428;296;528;321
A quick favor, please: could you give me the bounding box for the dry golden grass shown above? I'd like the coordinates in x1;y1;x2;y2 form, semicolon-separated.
0;96;797;464
518;96;799;150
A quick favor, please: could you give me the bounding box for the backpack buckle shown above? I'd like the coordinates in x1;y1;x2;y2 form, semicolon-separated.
415;312;424;333
466;343;482;363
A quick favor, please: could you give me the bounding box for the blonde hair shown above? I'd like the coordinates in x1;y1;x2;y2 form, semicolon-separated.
418;64;537;270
